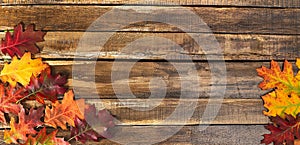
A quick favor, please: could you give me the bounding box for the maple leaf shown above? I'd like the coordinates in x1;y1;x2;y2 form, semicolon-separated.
44;90;84;130
25;68;67;104
262;90;300;117
70;104;115;143
0;84;24;123
262;115;300;145
0;23;46;57
22;127;70;145
4;107;44;144
0;52;49;87
257;60;300;95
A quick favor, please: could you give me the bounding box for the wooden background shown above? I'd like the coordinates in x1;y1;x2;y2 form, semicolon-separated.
0;0;299;144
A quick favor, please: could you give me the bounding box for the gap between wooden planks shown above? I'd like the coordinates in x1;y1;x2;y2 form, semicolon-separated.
0;6;299;34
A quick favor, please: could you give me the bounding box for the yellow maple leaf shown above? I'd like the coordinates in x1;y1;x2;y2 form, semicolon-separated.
0;52;48;87
263;90;300;117
257;60;300;95
44;90;84;130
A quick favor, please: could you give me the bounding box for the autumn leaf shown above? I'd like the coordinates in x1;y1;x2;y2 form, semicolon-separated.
26;68;67;104
84;104;115;139
257;60;300;95
0;23;46;57
69;116;102;143
44;90;84;130
4;107;44;144
0;52;49;87
0;84;25;123
70;104;115;143
22;127;70;145
261;115;300;145
262;90;300;117
296;58;300;80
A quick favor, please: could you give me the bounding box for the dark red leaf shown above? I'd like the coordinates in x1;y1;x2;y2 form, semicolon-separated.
84;104;115;138
70;116;101;143
70;104;115;143
262;115;300;145
0;23;46;57
26;68;67;104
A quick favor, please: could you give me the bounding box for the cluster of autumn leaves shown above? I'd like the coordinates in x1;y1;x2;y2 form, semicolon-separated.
257;59;300;145
0;23;114;144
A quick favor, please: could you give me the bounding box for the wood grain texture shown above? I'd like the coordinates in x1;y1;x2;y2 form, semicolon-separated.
0;125;268;144
0;0;299;8
34;61;267;99
0;60;268;99
0;6;299;34
0;32;296;60
64;125;268;144
23;98;267;125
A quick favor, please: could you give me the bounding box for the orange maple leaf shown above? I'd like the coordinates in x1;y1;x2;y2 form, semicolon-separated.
0;52;48;87
258;59;300;117
44;90;84;130
262;90;300;117
257;60;300;95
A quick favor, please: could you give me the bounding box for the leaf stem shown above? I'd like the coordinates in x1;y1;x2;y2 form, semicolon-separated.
16;89;42;104
68;126;94;142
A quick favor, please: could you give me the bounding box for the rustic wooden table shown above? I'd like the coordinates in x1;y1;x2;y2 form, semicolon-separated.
0;0;299;144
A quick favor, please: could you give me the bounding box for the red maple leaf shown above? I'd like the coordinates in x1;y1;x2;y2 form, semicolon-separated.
262;115;300;145
0;23;46;57
26;68;67;104
0;84;25;123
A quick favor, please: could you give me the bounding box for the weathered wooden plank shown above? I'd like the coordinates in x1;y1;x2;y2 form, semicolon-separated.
48;32;299;60
23;98;267;125
0;0;299;8
32;61;269;99
0;125;268;144
0;6;299;34
0;61;273;99
0;32;296;60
